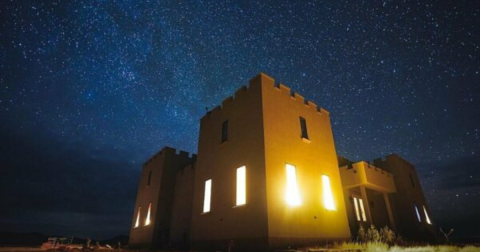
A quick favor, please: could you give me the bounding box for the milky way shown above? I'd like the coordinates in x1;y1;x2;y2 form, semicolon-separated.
0;0;479;240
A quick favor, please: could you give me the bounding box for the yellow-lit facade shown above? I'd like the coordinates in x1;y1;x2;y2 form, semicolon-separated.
129;73;436;250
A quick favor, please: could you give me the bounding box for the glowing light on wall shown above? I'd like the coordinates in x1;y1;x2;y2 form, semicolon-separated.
236;166;246;206
353;197;361;221
423;206;432;224
285;164;301;206
359;198;367;221
415;205;421;222
203;179;212;213
144;203;152;226
134;207;141;228
322;175;336;210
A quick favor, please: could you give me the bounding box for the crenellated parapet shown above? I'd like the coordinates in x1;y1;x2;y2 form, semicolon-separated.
143;146;197;167
201;84;249;122
272;80;330;116
340;161;396;193
373;154;415;170
201;73;330;122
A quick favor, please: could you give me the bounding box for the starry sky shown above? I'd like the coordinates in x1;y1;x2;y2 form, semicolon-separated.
1;0;479;241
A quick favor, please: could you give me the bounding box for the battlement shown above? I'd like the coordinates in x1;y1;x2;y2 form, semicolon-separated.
372;154;415;171
340;161;393;177
144;146;197;166
338;155;355;168
273;81;330;115
201;72;330;121
339;161;396;193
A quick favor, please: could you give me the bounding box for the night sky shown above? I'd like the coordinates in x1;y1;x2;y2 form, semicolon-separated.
1;0;479;241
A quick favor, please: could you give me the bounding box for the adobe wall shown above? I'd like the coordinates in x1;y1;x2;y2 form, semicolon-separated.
129;147;195;249
170;162;196;248
190;74;270;251
373;154;436;241
129;149;166;248
339;162;396;193
260;74;351;247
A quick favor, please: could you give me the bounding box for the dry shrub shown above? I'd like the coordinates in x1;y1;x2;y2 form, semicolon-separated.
358;225;402;246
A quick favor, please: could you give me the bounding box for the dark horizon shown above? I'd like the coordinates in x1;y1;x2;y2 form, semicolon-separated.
1;0;479;242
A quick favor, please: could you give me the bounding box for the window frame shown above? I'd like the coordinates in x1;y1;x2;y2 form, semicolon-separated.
359;198;367;221
409;173;415;187
203;179;212;213
354;197;361;221
221;120;229;143
235;166;247;207
414;204;422;222
322;175;336;211
423;205;432;224
147;171;152;186
134;207;141;228
144;202;152;226
285;164;301;206
299;116;309;140
352;195;367;222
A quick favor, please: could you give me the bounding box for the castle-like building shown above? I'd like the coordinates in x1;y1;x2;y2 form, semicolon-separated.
128;73;435;251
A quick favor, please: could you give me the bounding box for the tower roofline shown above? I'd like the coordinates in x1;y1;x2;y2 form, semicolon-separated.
201;72;330;121
143;146;197;166
372;153;413;167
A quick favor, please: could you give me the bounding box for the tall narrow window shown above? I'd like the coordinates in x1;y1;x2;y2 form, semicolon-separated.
322;175;336;210
423;206;432;224
409;174;415;187
359;198;367;221
299;117;309;139
285;164;301;206
353;196;366;221
134;207;141;228
147;171;152;186
353;197;361;221
221;120;229;143
144;203;152;226
236;166;246;206
203;179;212;213
415;205;421;222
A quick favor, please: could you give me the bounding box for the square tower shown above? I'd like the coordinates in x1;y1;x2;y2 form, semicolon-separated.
373;154;436;241
129;147;195;248
190;73;351;251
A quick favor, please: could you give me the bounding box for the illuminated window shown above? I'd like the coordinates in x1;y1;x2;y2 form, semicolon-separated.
423;206;432;224
221;120;228;143
353;197;361;221
322;175;336;210
147;171;152;186
299;117;309;139
359;198;367;221
353;196;366;221
203;179;212;213
415;205;421;222
144;203;152;226
236;166;246;206
285;164;301;206
134;207;141;228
